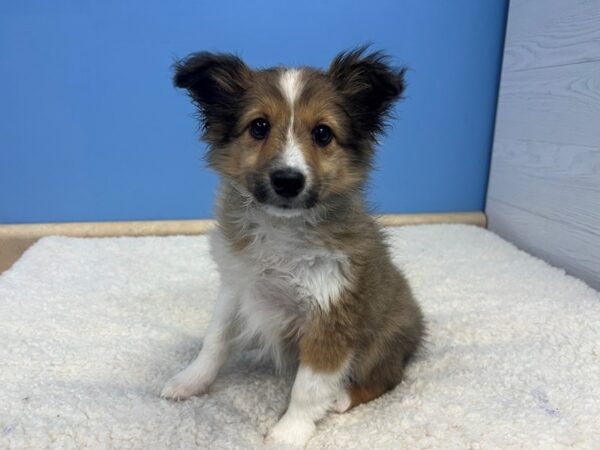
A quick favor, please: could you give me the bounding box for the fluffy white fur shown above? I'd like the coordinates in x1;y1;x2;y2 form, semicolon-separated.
3;225;600;448
266;360;350;445
161;205;351;445
163;210;351;398
160;285;236;400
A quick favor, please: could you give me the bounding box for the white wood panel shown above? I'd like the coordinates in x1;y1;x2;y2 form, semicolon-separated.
503;0;600;72
487;0;600;290
487;199;600;291
488;139;600;235
494;60;600;147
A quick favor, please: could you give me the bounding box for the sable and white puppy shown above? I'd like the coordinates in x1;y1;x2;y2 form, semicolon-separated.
161;48;425;446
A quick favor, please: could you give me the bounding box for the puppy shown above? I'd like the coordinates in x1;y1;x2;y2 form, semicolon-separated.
161;47;425;447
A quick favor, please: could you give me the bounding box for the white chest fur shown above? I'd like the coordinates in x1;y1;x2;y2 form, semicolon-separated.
209;216;350;366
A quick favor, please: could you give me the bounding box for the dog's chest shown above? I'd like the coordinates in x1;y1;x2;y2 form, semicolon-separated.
210;220;350;366
250;226;349;309
211;223;350;311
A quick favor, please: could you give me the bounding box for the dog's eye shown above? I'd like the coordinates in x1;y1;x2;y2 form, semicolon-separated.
312;124;333;147
249;118;270;140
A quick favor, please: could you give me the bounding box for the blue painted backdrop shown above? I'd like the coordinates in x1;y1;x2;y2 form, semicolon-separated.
0;1;507;223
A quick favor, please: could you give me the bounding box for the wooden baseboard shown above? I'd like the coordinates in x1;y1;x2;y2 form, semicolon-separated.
0;212;485;273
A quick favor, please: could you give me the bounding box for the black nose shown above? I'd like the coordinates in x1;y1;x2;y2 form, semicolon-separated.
270;169;305;198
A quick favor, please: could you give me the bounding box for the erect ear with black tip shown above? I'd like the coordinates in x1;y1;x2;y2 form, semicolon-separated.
328;47;406;139
173;52;251;141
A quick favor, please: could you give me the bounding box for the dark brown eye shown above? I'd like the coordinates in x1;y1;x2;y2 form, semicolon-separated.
312;124;333;147
249;118;270;140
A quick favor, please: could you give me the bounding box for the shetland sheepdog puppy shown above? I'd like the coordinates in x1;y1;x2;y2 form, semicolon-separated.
161;47;425;446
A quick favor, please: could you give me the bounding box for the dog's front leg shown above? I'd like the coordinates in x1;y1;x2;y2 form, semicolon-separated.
266;364;348;446
161;286;238;400
266;311;351;447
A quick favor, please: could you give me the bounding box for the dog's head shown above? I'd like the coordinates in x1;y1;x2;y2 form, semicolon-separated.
174;47;405;217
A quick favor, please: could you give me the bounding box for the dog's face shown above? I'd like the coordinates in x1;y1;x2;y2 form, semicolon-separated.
174;48;405;216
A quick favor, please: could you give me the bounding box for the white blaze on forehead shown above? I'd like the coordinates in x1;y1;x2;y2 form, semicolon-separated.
278;69;310;175
279;68;303;106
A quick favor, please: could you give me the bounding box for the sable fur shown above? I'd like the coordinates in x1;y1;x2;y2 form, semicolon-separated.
164;46;425;445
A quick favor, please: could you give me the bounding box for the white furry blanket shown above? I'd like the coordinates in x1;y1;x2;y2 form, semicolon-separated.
1;225;599;449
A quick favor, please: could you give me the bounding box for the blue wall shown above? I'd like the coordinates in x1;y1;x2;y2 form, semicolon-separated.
0;1;507;224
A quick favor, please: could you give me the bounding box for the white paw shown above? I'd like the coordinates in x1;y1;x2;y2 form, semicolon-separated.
332;390;351;413
265;414;315;448
160;367;210;400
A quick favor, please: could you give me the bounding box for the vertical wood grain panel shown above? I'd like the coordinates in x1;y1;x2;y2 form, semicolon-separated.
486;0;600;290
493;61;600;147
502;0;600;71
486;199;600;290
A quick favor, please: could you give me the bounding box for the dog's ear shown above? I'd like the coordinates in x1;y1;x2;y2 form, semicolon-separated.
173;52;251;141
328;47;406;139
